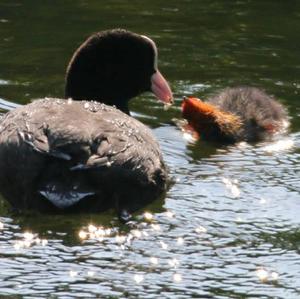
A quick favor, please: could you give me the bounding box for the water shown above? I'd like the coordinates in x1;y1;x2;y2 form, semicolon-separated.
0;0;300;298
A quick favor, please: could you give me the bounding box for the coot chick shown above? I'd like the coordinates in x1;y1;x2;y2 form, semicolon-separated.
0;29;173;221
182;87;288;143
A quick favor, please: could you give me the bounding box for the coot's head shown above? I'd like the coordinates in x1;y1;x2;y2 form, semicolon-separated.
65;29;173;114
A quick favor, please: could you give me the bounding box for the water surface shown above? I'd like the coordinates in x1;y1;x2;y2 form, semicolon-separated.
0;1;300;298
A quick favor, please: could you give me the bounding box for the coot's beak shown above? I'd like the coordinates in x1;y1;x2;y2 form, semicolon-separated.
151;70;173;104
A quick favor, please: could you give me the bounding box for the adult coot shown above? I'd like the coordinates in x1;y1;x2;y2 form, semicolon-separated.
182;86;288;143
0;29;173;221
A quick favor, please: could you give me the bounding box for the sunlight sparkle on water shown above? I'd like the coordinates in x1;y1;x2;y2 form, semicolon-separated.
256;268;279;282
173;273;182;282
263;138;294;152
89;233;96;239
150;257;158;265
88;224;97;233
14;232;48;250
256;268;269;282
79;225;113;241
14;242;23;250
182;132;197;142
165;211;175;218
271;272;279;281
127;234;133;243
235;217;243;223
23;240;31;248
41;239;48;246
259;198;267;204
87;271;95;277
144;212;153;221
0;221;3;230
69;270;78;278
79;230;87;240
151;224;161;231
160;241;168;250
177;237;184;245
133;274;144;284
168;258;180;268
23;232;34;241
237;141;248;148
195;226;207;234
115;235;126;243
131;229;142;238
96;227;106;237
105;228;112;235
222;177;241;198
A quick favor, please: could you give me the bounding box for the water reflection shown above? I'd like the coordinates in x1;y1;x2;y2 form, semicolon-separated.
1;0;300;297
0;95;299;298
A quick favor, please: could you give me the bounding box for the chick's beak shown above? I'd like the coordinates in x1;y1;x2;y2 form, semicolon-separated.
151;70;173;104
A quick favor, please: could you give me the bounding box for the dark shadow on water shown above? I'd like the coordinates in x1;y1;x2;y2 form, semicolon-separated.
257;229;300;254
186;139;227;161
0;194;165;245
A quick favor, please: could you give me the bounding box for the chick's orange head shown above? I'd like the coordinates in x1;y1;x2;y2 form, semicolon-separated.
182;97;219;132
181;96;242;137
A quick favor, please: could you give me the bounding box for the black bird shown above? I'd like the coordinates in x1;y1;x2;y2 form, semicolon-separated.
0;29;173;221
182;87;288;143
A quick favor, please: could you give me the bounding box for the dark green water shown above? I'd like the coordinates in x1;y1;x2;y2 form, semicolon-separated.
0;1;300;298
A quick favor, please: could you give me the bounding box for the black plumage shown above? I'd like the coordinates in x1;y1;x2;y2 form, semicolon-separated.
0;29;172;221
